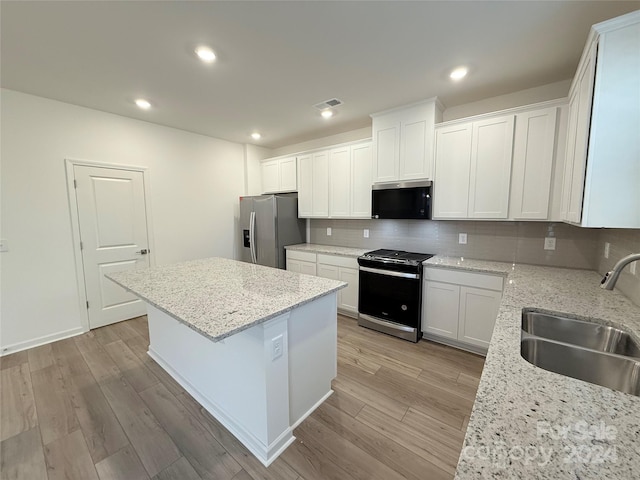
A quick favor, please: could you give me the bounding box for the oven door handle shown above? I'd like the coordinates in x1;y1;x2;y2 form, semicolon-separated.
359;266;419;279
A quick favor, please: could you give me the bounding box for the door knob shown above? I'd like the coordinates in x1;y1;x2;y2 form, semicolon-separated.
136;249;148;255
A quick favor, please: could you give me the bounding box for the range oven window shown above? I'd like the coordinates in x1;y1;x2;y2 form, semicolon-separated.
358;268;422;328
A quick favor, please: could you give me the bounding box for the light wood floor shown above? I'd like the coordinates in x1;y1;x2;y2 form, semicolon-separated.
0;315;484;480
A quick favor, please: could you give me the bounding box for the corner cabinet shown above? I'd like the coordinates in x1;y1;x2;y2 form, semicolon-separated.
316;254;359;316
510;107;559;219
422;267;503;354
285;250;317;276
561;11;640;228
371;99;443;183
286;250;359;317
261;156;297;194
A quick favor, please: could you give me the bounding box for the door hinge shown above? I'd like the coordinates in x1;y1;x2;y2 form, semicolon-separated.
86;301;89;309
74;179;77;189
80;241;84;250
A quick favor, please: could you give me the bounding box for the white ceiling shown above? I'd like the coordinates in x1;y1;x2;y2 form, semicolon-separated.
1;1;638;149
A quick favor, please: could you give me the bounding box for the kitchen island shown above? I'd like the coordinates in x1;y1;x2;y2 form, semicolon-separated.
107;257;346;466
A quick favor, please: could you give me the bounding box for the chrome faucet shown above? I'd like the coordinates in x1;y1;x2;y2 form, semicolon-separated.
601;252;640;290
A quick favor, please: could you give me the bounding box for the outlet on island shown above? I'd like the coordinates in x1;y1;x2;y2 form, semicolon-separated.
272;334;283;360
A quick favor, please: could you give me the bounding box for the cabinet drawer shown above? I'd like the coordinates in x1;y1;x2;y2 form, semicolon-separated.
423;267;504;291
317;254;358;269
286;250;317;263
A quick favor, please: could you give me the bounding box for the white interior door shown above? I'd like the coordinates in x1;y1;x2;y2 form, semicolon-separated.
74;165;150;329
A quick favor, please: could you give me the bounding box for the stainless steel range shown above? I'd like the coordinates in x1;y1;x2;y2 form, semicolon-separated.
357;249;435;342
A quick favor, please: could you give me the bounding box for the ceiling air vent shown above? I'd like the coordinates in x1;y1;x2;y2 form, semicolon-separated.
314;98;343;110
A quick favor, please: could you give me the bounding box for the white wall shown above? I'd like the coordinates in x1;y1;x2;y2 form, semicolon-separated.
0;89;246;353
244;144;272;196
442;79;571;121
270;126;372;157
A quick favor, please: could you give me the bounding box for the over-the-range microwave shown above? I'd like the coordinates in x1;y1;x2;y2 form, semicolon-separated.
371;180;432;220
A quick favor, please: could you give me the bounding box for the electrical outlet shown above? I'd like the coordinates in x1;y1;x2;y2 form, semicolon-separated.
326;227;332;236
272;335;283;360
0;239;7;252
363;229;369;238
631;262;637;276
604;242;610;259
458;233;467;245
544;237;556;251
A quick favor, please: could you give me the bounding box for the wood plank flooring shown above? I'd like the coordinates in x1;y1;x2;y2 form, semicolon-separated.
0;315;484;480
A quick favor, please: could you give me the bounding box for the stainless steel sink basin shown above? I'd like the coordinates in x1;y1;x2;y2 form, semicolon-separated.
522;310;640;358
521;337;640;396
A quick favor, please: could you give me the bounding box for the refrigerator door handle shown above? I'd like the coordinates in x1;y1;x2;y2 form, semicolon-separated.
249;211;257;263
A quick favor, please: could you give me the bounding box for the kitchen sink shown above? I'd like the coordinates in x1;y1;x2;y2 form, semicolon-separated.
521;337;640;396
522;310;640;358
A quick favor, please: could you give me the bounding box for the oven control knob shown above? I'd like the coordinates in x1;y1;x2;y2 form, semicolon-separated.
401;305;408;311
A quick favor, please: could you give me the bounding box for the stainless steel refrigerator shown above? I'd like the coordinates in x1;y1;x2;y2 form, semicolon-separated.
239;193;306;269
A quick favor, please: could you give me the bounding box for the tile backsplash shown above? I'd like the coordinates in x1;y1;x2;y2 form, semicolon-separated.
309;219;599;270
596;229;640;306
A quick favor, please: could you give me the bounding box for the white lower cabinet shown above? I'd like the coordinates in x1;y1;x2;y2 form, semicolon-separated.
316;254;359;317
286;250;359;317
286;250;317;276
422;267;503;353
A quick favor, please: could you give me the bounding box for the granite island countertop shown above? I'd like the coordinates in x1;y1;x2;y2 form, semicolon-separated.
107;257;346;342
423;256;640;479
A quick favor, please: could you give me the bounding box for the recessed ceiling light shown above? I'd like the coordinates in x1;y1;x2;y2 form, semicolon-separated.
321;109;334;119
450;67;468;81
195;46;216;63
251;132;261;140
135;98;151;110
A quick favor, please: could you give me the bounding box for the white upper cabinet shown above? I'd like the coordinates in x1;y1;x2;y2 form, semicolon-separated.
372;114;400;182
371;99;443;183
468;115;514;219
434;114;514;219
298;140;372;219
561;11;640;228
562;42;596;224
328;146;351;217
510;107;558;219
260;156;297;194
311;151;329;217
298;150;329;217
297;153;313;216
279;157;297;192
261;160;279;194
350;142;373;218
329;142;372;219
434;101;568;222
433;124;472;218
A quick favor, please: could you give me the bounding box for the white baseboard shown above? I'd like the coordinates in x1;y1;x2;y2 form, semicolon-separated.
290;389;334;430
148;347;295;467
1;326;85;356
421;333;488;357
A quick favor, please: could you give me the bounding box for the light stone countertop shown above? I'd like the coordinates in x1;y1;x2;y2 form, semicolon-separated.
426;256;640;479
107;257;346;342
285;243;371;258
